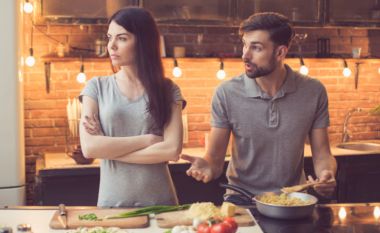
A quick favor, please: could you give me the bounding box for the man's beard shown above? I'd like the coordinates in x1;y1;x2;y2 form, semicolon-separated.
244;52;277;79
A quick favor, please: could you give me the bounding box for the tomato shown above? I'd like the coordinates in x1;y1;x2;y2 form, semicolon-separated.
197;224;211;233
223;217;238;233
210;222;233;233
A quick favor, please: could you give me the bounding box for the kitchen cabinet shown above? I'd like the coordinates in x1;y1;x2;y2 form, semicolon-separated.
326;0;380;27
337;154;380;203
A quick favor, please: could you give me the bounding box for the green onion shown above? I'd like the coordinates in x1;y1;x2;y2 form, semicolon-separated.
78;213;103;221
104;204;191;219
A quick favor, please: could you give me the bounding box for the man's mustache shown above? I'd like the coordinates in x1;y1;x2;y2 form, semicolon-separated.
244;60;256;67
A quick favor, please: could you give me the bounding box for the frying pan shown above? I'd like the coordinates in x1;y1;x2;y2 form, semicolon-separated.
219;183;318;220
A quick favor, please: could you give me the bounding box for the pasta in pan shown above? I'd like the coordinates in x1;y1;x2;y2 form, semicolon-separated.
257;193;311;206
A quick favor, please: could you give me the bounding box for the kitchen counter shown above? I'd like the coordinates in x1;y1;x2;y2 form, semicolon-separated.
0;207;262;233
38;140;380;172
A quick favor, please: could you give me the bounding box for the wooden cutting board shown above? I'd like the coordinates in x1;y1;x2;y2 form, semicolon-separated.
49;207;149;229
155;206;254;228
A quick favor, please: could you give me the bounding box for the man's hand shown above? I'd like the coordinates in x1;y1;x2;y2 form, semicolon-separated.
307;170;336;197
180;154;213;183
83;114;105;136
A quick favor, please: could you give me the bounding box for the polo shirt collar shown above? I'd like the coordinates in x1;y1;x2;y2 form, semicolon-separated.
244;63;297;98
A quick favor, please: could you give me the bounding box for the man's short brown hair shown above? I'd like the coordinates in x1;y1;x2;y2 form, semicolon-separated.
240;12;296;49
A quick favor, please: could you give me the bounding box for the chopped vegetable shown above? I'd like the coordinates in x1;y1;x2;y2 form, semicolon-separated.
64;227;128;233
105;205;191;219
78;213;103;221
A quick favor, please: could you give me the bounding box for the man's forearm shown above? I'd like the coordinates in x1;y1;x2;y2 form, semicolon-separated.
313;154;337;179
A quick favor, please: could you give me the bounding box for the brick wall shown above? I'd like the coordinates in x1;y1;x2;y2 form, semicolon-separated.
22;11;380;204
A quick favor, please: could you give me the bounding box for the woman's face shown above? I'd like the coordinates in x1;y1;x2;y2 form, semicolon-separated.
107;21;135;67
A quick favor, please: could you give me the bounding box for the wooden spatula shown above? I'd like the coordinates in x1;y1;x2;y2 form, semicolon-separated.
281;178;336;194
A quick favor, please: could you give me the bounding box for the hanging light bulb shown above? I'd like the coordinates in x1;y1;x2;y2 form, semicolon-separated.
25;48;35;66
173;59;182;77
217;59;226;79
77;54;86;83
343;60;351;77
299;58;308;75
24;0;33;13
378;67;380;74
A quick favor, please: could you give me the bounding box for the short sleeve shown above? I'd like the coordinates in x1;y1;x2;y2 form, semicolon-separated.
78;77;99;103
311;83;330;129
210;84;230;129
172;83;187;110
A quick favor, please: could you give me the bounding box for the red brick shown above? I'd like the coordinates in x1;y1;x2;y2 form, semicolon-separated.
33;127;66;137
317;77;338;85
206;97;213;105
89;26;108;34
56;100;69;109
29;91;68;100
33;146;66;155
69;91;82;99
25;165;36;173
25;110;31;119
185;97;206;106
328;126;339;133
52;62;93;71
181;88;215;97
187;106;210;114
52;80;86;91
165;44;195;58
205;43;235;54
352;132;378;140
356;84;380;92
188;123;211;131
174;79;206;88
24;100;56;110
339;29;368;36
308;62;341;69
329;37;351;44
92;62;113;71
205;80;223;87
319;69;342;77
307;29;339;36
25;147;32;155
24;25;47;35
339;44;368;53
330;118;345;125
185;69;221;79
205;27;238;34
352;37;369;44
329;101;352;109
32;35;67;44
56;136;67;145
24;62;46;72
26;174;35;183
25;119;54;128
164;35;184;43
350;116;380;124
167;26;204;34
340;93;369;100
25;129;31;137
49;25;88;34
26;137;55;146
187;115;206;122
24;82;47;92
68;35;99;43
367;123;380;131
157;26;166;34
329;109;339;117
31;110;67;118
55;118;69;127
187;140;203;148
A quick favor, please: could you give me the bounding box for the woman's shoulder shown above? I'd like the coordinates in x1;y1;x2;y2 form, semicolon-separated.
86;75;115;87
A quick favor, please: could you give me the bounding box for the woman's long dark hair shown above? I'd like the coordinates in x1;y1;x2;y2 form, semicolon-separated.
109;7;174;132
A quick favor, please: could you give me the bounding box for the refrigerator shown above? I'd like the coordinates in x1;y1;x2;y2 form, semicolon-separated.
0;0;26;206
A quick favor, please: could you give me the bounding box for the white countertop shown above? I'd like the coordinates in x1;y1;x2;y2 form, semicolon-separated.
40;140;380;170
0;209;263;233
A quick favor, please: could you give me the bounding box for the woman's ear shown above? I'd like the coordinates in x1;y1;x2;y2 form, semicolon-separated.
276;45;288;61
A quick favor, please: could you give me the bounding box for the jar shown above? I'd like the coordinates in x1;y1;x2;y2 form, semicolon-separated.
0;227;13;233
17;224;32;233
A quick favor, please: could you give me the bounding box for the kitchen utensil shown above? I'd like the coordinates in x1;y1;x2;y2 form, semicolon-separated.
49;207;149;229
219;183;318;220
58;204;67;229
316;38;333;58
281;178;335;194
155;205;254;228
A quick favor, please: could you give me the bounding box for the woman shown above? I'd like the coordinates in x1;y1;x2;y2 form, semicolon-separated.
79;7;186;207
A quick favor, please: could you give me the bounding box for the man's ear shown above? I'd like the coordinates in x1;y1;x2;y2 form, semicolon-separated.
276;45;288;61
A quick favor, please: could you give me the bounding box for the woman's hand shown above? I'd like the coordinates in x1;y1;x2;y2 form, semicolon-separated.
83;114;105;136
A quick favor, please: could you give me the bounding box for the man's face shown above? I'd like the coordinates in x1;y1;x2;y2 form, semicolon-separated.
242;30;277;79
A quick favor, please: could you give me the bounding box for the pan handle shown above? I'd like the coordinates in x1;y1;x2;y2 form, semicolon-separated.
219;183;256;201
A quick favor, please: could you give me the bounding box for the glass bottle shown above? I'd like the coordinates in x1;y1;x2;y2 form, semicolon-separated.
17;224;32;233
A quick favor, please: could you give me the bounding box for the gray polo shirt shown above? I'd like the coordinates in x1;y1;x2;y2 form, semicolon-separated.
211;63;330;197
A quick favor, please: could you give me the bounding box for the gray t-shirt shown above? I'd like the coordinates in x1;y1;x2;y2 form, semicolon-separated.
79;75;186;207
211;64;330;197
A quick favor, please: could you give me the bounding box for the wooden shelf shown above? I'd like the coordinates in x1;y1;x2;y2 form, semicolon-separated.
39;53;380;63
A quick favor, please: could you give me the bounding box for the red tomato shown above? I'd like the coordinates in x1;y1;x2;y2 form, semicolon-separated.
197;224;211;233
210;223;233;233
223;217;238;233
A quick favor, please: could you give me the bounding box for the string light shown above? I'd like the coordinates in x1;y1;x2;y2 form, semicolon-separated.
217;59;226;80
343;60;351;77
173;58;182;77
299;58;308;75
77;54;86;83
24;0;33;13
25;48;35;66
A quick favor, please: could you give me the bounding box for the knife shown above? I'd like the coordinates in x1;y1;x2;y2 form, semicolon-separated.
58;204;67;229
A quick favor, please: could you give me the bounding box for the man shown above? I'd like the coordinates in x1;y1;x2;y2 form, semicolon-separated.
180;12;337;205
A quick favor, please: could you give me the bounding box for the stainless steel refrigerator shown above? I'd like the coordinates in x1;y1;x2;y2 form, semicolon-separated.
0;0;26;206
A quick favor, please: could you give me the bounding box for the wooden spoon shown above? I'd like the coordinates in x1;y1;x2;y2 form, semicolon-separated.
281;178;336;194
